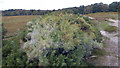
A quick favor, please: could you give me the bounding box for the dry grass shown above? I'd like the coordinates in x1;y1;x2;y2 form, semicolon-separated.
2;15;39;36
85;12;118;22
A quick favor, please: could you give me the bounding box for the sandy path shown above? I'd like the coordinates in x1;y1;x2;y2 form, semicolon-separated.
90;18;119;66
108;19;119;27
99;31;118;66
99;19;119;66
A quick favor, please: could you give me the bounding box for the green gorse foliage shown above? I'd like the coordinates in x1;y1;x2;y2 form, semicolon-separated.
2;28;39;66
2;29;28;66
23;13;103;66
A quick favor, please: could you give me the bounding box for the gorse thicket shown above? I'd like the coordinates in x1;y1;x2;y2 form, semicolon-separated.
22;13;103;66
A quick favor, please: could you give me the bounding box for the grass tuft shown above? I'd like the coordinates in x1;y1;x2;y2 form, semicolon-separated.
104;26;117;33
106;20;115;23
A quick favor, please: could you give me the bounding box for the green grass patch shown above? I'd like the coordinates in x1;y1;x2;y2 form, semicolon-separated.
106;20;115;23
118;56;120;58
104;26;117;33
100;22;109;30
91;48;107;56
103;36;110;40
114;35;120;37
118;17;120;20
111;17;116;20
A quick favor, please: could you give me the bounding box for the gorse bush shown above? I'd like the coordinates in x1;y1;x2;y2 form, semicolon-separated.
2;30;27;66
2;28;39;66
23;13;103;66
2;23;7;39
2;13;103;66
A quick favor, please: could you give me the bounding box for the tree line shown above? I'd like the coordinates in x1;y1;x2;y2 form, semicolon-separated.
2;9;52;16
2;1;120;16
58;2;119;14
